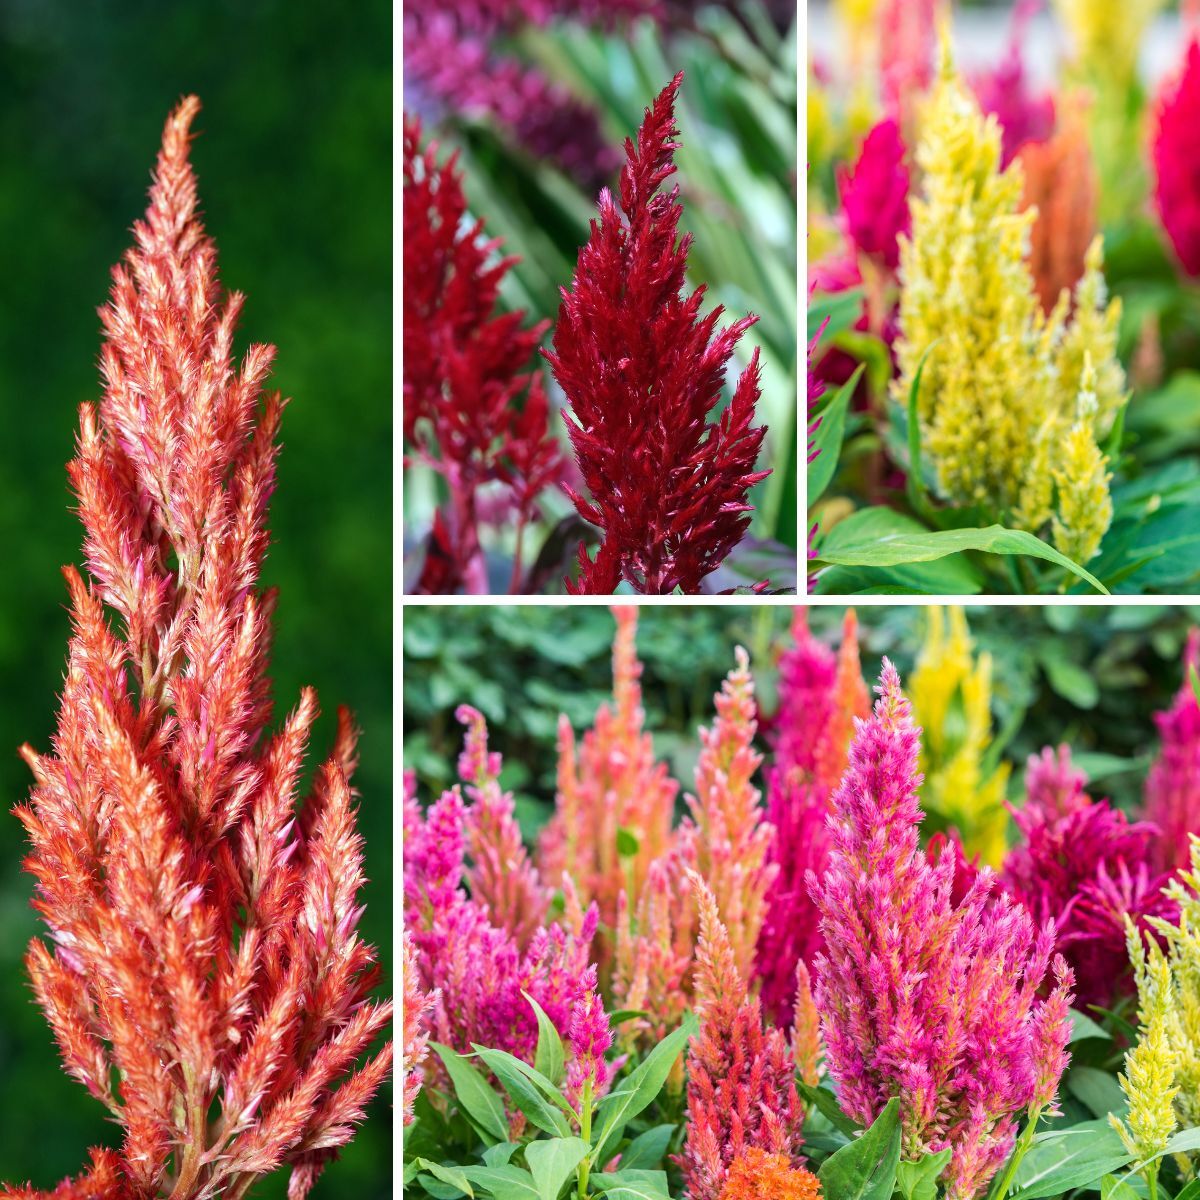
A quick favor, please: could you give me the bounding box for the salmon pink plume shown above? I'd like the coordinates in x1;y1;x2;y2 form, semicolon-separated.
809;661;1074;1200
403;116;565;594
1152;37;1200;276
878;0;937;124
545;73;770;594
1145;630;1200;871
13;98;391;1200
1003;747;1171;1007
538;607;678;985
836;118;910;273
403;931;435;1124
457;705;550;947
680;648;776;982
679;873;805;1200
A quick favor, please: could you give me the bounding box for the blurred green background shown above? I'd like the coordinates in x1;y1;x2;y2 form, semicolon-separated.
0;1;390;1193
403;3;798;590
404;604;1200;836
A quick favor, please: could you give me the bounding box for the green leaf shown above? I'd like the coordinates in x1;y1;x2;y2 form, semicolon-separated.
592;1015;696;1164
591;1170;672;1199
484;1144;521;1168
896;1149;953;1200
615;1124;676;1171
473;1046;572;1138
809;289;864;343
808;365;864;505
818;1097;902;1200
1068;1066;1127;1121
798;1080;861;1138
413;1159;476;1197
1101;1174;1141;1200
607;1009;652;1026
1070;1010;1114;1044
904;341;940;522
459;1164;541;1200
430;1043;509;1146
812;517;1108;594
1172;1177;1200;1200
1133;1124;1200;1170
525;1137;589;1200
1010;1121;1132;1199
616;826;640;857
525;992;565;1087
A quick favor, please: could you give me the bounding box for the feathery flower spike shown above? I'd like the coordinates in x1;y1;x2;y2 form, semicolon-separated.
680;873;804;1200
1145;630;1200;873
403;931;436;1124
546;73;770;594
809;660;1074;1200
718;1149;821;1200
403;116;565;594
14;97;391;1200
1152;36;1200;277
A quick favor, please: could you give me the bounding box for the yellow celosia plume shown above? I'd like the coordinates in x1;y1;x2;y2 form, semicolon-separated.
1054;0;1165;88
893;37;1126;565
908;607;1010;865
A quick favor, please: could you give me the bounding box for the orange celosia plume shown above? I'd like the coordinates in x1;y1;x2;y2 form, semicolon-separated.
10;98;391;1199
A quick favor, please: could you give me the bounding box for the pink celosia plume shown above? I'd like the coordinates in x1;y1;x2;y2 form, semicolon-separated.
836;118;911;273
564;973;616;1111
809;661;1073;1200
1003;746;1172;1008
1145;629;1200;871
403;931;436;1124
679;873;804;1200
545;73;770;594
1152;37;1200;277
13;97;391;1199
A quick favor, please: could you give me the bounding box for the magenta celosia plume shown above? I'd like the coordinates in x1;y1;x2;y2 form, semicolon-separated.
836;118;911;272
809;662;1073;1200
405;718;600;1071
679;873;804;1200
1152;37;1200;276
545;73;770;594
1145;629;1200;871
11;98;391;1199
1003;746;1173;1007
971;0;1055;167
403;116;565;594
757;610;869;1025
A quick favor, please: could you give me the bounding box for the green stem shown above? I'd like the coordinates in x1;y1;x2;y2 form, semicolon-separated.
1147;1159;1160;1200
577;1077;594;1200
987;1107;1042;1200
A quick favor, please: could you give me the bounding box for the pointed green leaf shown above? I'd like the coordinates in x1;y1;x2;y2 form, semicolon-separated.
808;365;864;505
818;1097;901;1200
614;1124;675;1171
460;1164;541;1200
525;1137;589;1200
473;1045;571;1138
896;1149;952;1200
525;991;565;1087
798;1080;860;1138
430;1042;509;1146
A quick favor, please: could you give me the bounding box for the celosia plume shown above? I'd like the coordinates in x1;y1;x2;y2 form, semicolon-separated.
1152;37;1200;277
680;648;776;983
405;774;600;1072
564;975;616;1111
403;931;436;1124
757;610;868;1024
680;874;804;1200
1003;745;1173;1007
539;606;678;986
893;39;1125;563
13;98;391;1199
836;117;910;274
457;705;550;947
403;116;565;594
810;661;1074;1200
1017;105;1098;315
1145;630;1200;873
908;607;1010;865
545;73;770;594
718;1149;821;1200
878;0;937;124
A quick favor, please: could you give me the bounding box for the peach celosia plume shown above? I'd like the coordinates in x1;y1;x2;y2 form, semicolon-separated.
11;98;391;1199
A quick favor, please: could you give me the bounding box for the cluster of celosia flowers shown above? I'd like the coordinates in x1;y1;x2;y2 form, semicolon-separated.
10;98;391;1198
810;660;1075;1200
404;73;771;595
403;118;564;594
892;39;1125;564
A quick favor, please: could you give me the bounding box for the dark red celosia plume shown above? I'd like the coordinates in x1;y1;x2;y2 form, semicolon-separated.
9;97;390;1199
403;116;565;594
545;73;770;595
